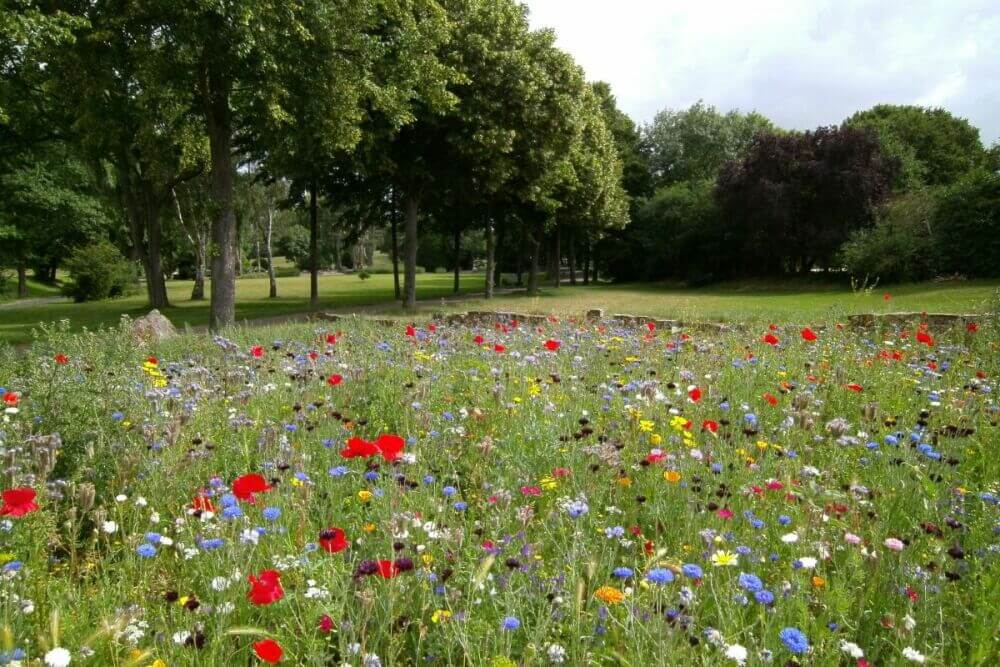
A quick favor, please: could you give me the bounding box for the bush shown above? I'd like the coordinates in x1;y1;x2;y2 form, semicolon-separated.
357;269;371;280
933;170;1000;277
839;190;939;283
61;240;138;302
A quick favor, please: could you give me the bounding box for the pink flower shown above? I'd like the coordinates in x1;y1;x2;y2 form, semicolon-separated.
884;537;905;552
844;532;862;545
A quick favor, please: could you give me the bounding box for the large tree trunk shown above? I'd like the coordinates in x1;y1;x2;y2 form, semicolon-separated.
403;192;420;309
568;229;577;286
452;226;461;293
390;199;401;300
204;62;236;331
309;181;319;308
265;206;277;299
144;196;170;310
484;220;495;299
16;261;28;299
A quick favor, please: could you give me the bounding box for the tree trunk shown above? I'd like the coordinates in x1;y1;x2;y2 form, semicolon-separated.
494;222;505;289
191;234;206;301
265;206;277;298
484;220;495;299
144;198;170;309
452;226;461;293
390;199;401;300
582;242;590;285
310;181;319;308
527;228;541;294
204;62;237;331
16;261;28;298
552;226;561;288
568;229;577;286
403;192;420;309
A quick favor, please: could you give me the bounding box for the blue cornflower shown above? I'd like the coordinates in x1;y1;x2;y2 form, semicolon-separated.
328;466;349;477
778;627;809;654
199;538;224;551
778;515;792;525
501;616;521;631
755;589;775;605
605;526;626;539
613;567;634;579
144;532;162;544
738;572;764;592
423;475;435;484
221;505;244;520
646;568;675;585
219;493;238;508
364;471;380;481
136;543;157;558
111;411;125;422
453;501;468;511
442;485;458;497
262;507;281;521
681;564;703;579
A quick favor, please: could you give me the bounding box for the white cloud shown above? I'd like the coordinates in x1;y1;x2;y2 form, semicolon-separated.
523;0;1000;143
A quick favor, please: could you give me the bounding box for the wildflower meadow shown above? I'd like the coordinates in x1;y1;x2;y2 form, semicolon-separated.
0;313;997;666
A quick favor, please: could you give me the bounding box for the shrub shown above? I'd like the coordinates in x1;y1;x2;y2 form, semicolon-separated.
933;170;1000;277
61;240;138;302
839;190;939;283
357;269;371;280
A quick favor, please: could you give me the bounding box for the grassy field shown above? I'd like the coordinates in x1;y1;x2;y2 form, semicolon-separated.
0;311;996;665
0;275;63;302
0;271;486;345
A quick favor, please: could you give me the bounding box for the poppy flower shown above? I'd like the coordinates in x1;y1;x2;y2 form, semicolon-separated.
762;333;779;346
374;434;405;462
428;323;437;333
405;325;416;337
248;569;284;605
688;386;702;402
701;420;719;434
844;383;863;392
646;322;656;332
318;614;334;634
1;488;39;517
762;392;778;406
253;638;283;663
250;345;265;358
339;437;381;459
377;559;399;578
473;335;484;345
966;322;978;333
3;391;19;407
768;323;777;331
326;333;337;345
319;527;348;553
493;344;505;353
327;374;343;387
191;495;215;513
800;328;818;342
232;474;271;503
883;293;891;301
54;353;69;365
544;339;561;351
916;331;934;346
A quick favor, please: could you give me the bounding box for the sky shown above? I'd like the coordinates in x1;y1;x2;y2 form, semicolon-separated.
523;0;1000;144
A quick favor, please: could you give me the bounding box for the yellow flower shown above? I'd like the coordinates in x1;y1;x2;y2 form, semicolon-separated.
811;576;826;588
594;586;625;604
617;476;632;487
422;553;434;566
539;476;558;490
357;490;373;503
431;609;452;623
711;550;739;567
756;440;769;451
638;420;655;433
151;660;167;667
649;433;663;446
362;522;376;533
663;470;681;483
492;658;516;667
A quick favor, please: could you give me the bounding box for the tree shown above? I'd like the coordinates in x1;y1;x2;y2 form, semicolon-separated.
715;126;897;275
643;100;774;187
933;170;1000;277
846;104;985;188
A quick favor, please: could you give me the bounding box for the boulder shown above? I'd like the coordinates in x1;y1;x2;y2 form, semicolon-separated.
131;309;178;344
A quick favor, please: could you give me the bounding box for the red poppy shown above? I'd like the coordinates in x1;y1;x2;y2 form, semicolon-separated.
844;383;863;392
916;330;934;346
339;437;381;459
544;339;561;351
318;614;334;634
54;353;69;365
248;569;284;605
493;344;505;353
761;333;779;346
327;374;343;387
701;420;719;434
473;335;484;345
717;508;734;519
319;527;348;553
146;356;158;366
967;322;979;333
308;351;319;361
800;327;818;342
976;370;987;379
374;434;405;462
0;488;38;517
646;322;656;332
646;452;665;464
326;333;337;345
762;392;778;406
251;345;265;358
768;323;777;331
2;391;18;407
688;386;702;402
883;293;891;301
428;323;437;332
405;325;416;337
191;495;215;513
253;638;283;663
376;559;399;578
232;474;271;503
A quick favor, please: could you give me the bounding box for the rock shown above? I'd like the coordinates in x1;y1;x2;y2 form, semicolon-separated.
585;309;604;321
131;309;178;344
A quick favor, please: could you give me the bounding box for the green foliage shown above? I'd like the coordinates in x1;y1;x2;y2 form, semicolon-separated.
933;170;1000;277
846;104;985;188
61;240;138;302
840;190;939;283
275;226;311;270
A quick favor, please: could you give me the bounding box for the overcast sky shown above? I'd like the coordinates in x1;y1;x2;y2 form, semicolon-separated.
523;0;1000;144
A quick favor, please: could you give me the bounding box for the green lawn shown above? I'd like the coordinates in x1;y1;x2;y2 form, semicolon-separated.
0;275;64;302
389;278;1000;323
0;271;485;345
